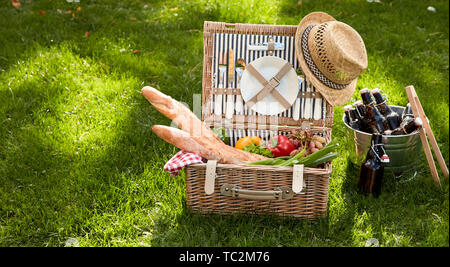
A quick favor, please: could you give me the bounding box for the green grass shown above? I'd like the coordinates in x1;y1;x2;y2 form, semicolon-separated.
0;0;448;247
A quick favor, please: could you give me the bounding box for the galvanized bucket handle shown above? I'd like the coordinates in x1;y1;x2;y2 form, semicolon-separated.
371;141;389;163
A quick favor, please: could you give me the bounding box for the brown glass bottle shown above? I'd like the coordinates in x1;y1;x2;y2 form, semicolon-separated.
366;103;388;134
359;89;388;134
344;105;360;130
354;100;370;132
358;134;387;197
371;89;401;130
360;88;374;106
401;103;414;121
391;117;423;135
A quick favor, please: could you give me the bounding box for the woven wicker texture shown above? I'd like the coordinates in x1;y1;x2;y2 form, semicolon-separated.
295;12;368;107
188;21;335;219
185;126;333;219
185;163;330;219
308;21;365;84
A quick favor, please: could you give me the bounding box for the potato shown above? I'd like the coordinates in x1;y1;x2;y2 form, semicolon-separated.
312;135;326;144
314;141;323;149
310;147;319;153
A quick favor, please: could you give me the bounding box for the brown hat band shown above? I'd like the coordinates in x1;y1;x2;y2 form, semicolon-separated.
301;25;350;90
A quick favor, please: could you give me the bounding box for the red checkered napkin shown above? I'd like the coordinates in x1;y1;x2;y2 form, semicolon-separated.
164;150;204;177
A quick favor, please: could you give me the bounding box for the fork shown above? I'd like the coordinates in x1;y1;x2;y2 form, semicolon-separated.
215;52;226;116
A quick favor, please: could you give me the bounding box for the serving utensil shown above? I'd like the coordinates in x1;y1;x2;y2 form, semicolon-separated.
235;58;245;115
215;52;226;115
248;42;285;51
225;49;235;119
293;75;302;121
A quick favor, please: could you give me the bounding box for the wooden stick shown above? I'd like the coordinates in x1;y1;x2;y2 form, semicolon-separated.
410;89;449;179
405;86;441;186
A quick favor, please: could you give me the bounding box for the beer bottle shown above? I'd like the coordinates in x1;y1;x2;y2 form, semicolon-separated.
371;89;401;130
359;89;389;134
365;102;388;134
360;88;374;106
358;134;389;197
398;103;415;131
391;117;423;135
354;101;370;132
344;105;360;130
401;103;414;121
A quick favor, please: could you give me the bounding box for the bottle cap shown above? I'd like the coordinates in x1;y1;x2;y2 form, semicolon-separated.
354;100;364;106
381;154;390;163
344;105;352;111
414;117;423;126
371;88;381;95
360;88;370;94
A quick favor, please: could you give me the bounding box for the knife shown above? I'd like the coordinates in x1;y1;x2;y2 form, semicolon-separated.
235;58;245;115
293;76;302;121
225;49;235;120
215;52;226;116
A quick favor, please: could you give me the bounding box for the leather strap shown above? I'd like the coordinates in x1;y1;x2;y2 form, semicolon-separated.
292;164;304;194
204;160;217;195
245;62;292;110
267;37;275;56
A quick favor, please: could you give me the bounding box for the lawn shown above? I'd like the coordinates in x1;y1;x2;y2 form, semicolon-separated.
0;0;448;247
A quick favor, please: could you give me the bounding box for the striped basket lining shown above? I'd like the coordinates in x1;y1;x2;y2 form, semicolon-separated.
210;33;325;121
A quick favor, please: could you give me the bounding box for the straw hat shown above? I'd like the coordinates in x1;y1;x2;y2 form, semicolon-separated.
295;12;368;106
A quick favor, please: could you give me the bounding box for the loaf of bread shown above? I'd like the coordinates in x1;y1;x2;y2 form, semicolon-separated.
152;125;243;164
142;86;266;163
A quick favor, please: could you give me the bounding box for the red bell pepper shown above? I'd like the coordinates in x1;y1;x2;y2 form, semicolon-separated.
266;135;296;157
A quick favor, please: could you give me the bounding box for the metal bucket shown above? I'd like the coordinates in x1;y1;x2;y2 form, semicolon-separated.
343;105;422;175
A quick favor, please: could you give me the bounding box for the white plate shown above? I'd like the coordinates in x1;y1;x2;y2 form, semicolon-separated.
240;56;298;116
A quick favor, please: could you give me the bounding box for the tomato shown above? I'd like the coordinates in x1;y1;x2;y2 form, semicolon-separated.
235;136;262;150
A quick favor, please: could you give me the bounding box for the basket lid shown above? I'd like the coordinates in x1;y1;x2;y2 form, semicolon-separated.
201;21;334;129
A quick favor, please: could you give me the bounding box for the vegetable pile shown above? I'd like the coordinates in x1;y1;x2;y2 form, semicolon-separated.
234;129;339;168
286;129;327;157
266;135;296;157
242;142;274;158
247;138;339;167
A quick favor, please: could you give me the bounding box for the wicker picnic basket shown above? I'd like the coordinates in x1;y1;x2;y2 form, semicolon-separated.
184;21;335;219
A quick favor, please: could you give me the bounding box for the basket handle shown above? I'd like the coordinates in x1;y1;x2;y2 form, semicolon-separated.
204;162;304;198
220;183;294;200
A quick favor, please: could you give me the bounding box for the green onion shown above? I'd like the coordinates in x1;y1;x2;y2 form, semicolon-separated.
278;139;339;167
296;139;339;166
246;158;285;165
276;147;307;166
304;152;338;167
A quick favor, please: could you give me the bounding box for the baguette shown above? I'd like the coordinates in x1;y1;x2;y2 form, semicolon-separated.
142;86;267;162
152;125;243;164
141;86;219;141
